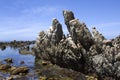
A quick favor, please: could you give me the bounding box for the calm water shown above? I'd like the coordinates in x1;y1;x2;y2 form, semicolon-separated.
0;46;38;79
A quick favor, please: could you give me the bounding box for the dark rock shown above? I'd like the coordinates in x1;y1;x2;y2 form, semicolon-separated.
20;61;25;64
63;10;75;32
51;18;63;44
11;66;29;75
4;58;13;63
0;64;11;70
0;45;6;51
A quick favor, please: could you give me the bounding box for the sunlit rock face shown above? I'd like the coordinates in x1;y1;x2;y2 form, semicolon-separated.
92;27;105;42
34;10;120;79
69;19;94;50
63;10;75;32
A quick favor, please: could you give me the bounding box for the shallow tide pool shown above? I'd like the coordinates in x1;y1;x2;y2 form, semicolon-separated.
0;46;38;80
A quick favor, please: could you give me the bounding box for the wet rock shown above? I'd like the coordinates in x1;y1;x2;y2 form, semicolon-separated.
42;61;48;66
0;45;6;51
20;61;25;65
35;58;86;80
19;49;33;55
10;66;17;71
0;64;11;70
11;66;29;75
4;58;13;63
39;76;47;80
7;77;13;80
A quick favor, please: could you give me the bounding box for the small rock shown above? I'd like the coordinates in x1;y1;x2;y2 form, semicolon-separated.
48;78;56;80
7;77;13;80
10;66;17;71
42;61;48;66
86;75;97;80
20;61;25;64
39;76;47;80
4;58;13;63
0;64;11;70
11;66;29;75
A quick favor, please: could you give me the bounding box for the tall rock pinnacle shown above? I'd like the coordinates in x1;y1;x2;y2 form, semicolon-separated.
63;10;75;32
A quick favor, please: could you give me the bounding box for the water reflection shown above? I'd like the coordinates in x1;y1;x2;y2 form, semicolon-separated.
0;46;36;79
0;46;6;51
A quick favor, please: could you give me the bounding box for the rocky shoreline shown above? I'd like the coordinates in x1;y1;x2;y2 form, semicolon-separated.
34;10;120;80
0;40;36;80
0;40;35;51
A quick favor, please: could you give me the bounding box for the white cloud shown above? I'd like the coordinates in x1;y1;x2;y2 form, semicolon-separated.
0;5;64;41
21;6;59;16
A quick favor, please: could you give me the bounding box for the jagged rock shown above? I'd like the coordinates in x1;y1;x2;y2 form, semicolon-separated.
36;18;63;46
63;10;75;32
34;10;120;80
113;35;120;45
51;18;63;44
92;27;105;42
103;40;112;46
69;19;94;50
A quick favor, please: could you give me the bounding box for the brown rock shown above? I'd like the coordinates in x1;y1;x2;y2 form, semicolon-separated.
11;66;29;75
42;61;48;66
4;58;13;63
0;64;11;70
7;77;13;80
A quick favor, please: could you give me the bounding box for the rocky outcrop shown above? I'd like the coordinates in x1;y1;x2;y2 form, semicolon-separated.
34;10;120;79
92;27;105;42
63;10;75;32
69;19;94;50
36;18;63;46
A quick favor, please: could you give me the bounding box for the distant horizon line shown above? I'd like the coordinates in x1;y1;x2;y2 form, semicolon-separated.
0;35;119;42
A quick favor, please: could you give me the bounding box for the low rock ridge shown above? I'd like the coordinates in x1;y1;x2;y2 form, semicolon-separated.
34;10;120;80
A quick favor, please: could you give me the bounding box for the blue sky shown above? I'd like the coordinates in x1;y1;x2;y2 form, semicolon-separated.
0;0;120;41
